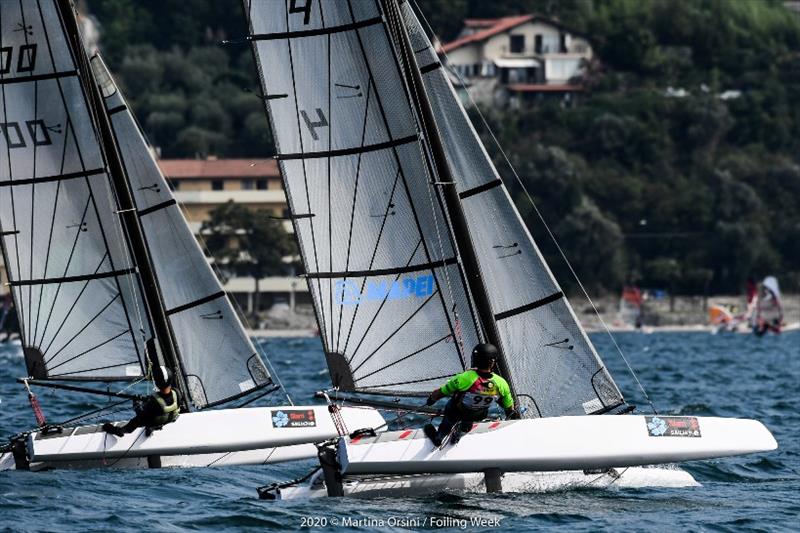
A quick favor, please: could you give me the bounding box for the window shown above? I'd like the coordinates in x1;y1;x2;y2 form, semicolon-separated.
211;179;224;191
257;179;268;190
534;34;543;54
242;179;254;190
510;34;525;54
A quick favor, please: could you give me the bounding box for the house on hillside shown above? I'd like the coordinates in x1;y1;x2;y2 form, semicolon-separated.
439;15;593;107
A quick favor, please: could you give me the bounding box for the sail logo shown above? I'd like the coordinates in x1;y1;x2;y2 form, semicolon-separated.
271;409;317;428
335;275;435;306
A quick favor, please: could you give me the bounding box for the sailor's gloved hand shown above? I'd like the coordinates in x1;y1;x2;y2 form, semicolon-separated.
425;393;438;406
505;408;521;420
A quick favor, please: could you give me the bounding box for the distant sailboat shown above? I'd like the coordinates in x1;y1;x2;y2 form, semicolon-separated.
244;0;776;498
0;0;382;471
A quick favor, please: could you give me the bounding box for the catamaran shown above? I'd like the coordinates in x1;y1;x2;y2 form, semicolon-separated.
243;0;777;498
0;0;383;472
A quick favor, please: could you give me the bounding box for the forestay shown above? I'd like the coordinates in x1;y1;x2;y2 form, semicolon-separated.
245;0;480;395
399;3;624;417
0;0;149;381
90;55;272;408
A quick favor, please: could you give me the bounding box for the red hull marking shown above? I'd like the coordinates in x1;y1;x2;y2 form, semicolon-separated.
398;430;412;440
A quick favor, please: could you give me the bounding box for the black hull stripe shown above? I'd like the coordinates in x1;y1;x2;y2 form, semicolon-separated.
495;292;565;321
0;168;105;188
8;268;136;287
165;291;226;316
138;199;177;217
275;134;418;161
306;257;458;279
107;104;127;115
420;61;441;74
0;70;77;85
459;179;502;200
250;17;382;41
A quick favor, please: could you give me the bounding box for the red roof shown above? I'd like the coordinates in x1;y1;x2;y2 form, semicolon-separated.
157;159;279;179
441;15;534;53
506;83;584;93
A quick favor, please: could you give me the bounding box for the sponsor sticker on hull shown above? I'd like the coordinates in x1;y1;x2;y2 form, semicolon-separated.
645;416;701;437
271;409;317;428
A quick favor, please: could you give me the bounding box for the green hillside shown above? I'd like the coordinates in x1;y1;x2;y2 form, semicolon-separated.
86;0;800;294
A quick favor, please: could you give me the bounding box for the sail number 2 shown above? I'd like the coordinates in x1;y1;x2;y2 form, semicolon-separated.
335;275;435;306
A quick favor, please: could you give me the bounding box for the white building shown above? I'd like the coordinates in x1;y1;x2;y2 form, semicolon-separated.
439;15;593;106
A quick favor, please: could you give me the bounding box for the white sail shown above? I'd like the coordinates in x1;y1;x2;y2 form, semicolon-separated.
400;3;624;417
245;0;481;395
0;0;149;381
90;55;272;408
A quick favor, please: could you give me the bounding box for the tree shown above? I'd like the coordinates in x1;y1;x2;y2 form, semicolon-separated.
201;202;296;317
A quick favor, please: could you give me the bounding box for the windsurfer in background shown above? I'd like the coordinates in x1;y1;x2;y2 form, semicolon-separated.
102;367;181;437
753;276;784;336
424;343;520;446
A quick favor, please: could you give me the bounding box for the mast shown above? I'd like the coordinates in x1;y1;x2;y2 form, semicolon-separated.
380;0;516;395
56;0;189;409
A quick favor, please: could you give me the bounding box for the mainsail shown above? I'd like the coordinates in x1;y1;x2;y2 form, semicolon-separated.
247;0;624;417
244;0;481;395
0;0;149;381
90;55;272;408
398;3;624;417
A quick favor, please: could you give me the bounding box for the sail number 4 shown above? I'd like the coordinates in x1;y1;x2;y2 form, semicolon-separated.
335;275;435;306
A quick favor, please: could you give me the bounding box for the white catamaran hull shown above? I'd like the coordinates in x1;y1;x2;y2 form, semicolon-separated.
274;466;699;500
1;405;383;471
339;415;777;476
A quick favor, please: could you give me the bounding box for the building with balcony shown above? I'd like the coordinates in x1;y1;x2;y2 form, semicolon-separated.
439;15;592;107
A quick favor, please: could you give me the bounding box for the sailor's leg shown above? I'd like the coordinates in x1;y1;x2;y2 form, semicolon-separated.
451;409;487;445
121;414;149;434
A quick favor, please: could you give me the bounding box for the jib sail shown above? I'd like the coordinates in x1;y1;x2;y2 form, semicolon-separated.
90;55;272;408
399;2;624;417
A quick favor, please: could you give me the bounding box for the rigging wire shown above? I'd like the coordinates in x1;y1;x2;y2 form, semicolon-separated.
410;1;658;414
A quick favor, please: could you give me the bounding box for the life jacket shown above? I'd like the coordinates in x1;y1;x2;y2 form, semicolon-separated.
458;373;500;412
150;390;180;426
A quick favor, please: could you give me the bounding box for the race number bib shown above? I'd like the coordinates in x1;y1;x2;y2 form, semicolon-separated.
461;392;496;410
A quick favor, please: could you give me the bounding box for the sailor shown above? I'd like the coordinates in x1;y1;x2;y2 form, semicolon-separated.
103;367;181;437
424;343;520;446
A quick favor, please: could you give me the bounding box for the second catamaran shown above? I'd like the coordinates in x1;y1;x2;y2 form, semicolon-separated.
0;0;383;472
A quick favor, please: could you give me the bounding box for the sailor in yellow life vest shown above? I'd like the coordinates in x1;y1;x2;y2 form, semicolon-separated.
424;343;520;446
103;367;181;437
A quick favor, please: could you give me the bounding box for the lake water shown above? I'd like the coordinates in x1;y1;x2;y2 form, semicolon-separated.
0;331;797;532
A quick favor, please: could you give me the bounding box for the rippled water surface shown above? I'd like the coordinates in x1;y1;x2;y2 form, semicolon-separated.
0;332;797;532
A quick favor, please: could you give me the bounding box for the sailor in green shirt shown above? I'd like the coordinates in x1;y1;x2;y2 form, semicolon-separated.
424;343;520;446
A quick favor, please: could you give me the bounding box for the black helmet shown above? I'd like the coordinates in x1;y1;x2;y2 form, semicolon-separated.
155;365;173;389
471;343;499;369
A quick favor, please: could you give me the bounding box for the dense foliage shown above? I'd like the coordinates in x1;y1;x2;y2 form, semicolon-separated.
201;201;295;314
86;0;800;294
